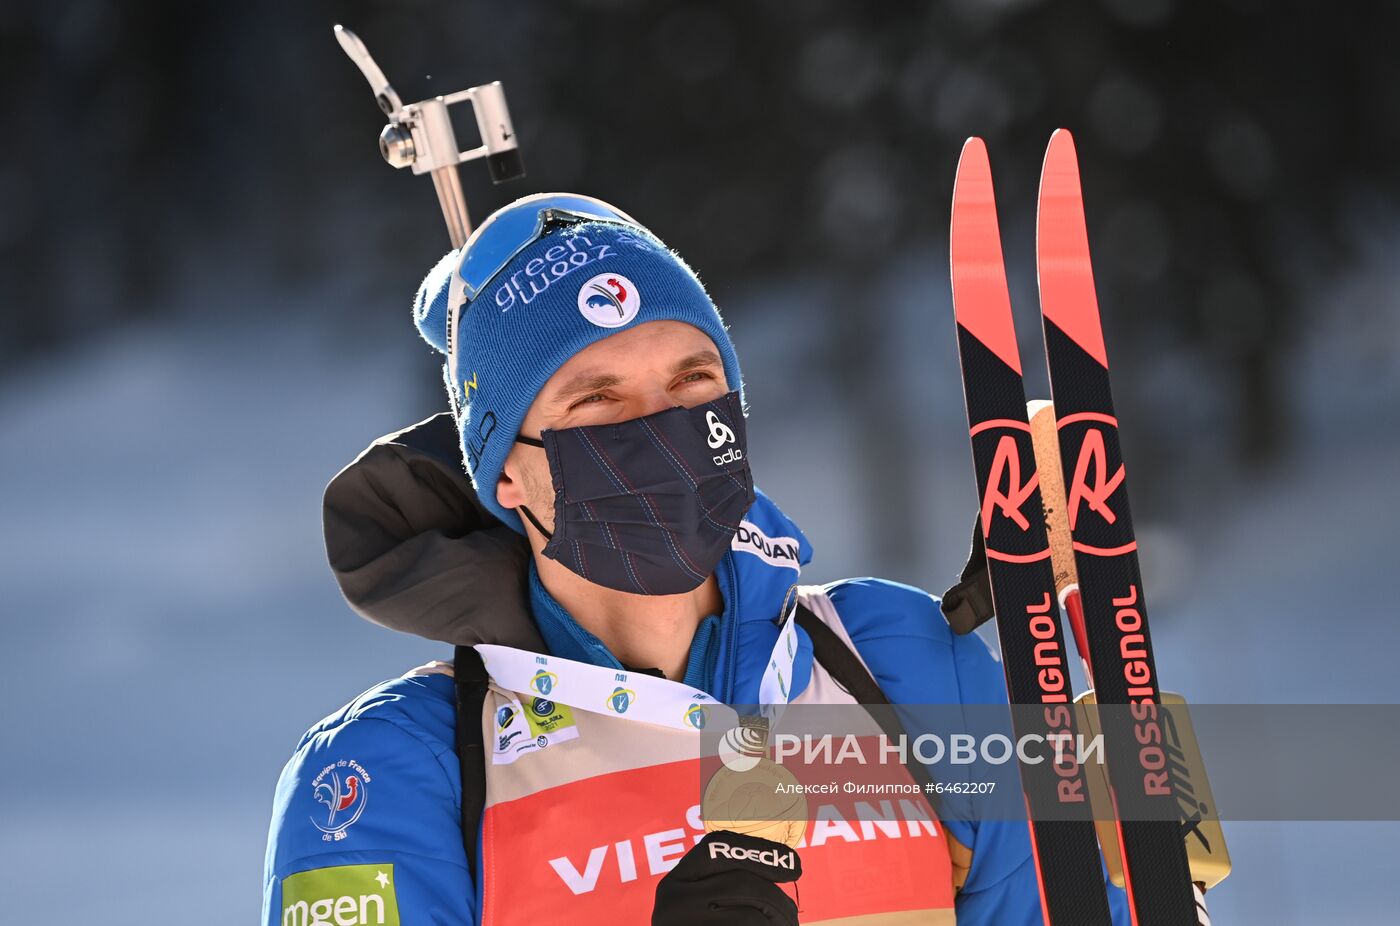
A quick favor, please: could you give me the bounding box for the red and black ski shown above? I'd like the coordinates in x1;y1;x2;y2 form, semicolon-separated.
949;137;1114;926
1036;129;1199;924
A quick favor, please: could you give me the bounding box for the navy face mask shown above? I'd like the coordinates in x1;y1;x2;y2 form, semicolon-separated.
515;391;755;595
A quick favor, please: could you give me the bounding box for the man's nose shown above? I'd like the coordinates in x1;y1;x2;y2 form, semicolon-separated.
634;386;679;419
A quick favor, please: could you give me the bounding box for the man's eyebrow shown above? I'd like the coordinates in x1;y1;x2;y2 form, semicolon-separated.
550;372;624;403
672;351;724;374
549;352;723;405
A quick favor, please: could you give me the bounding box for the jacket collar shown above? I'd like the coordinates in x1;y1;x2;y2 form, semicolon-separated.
714;489;815;703
528;562;723;691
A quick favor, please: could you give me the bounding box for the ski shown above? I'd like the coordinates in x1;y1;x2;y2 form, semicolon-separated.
949;137;1115;926
1035;128;1200;924
1031;398;1227;923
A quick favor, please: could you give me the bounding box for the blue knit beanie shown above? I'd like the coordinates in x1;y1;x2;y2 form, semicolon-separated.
413;199;744;533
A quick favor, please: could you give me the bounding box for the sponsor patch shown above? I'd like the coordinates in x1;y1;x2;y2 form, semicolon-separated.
492;696;581;765
491;235;622;314
530;669;558;696
281;863;399;926
483;758;954;922
683;703;709;730
496;705;518;731
526;697;577;737
730;521;802;570
606;686;637;714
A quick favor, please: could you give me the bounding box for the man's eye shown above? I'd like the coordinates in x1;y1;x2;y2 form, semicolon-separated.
677;371;713;386
572;393;608;409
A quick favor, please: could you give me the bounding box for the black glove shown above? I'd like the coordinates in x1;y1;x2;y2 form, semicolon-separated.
652;830;802;925
940;512;994;634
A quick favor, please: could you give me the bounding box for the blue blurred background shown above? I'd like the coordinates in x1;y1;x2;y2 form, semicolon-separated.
3;1;1398;921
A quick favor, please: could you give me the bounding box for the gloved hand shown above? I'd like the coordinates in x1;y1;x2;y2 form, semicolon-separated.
652;830;802;925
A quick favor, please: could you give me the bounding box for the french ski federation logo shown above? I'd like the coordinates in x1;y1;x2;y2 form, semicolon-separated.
577;273;640;328
684;703;708;729
531;670;558;696
310;760;371;840
972;420;1049;564
606;686;637;714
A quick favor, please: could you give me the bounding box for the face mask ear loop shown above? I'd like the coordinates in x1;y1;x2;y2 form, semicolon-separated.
518;504;554;541
514;435;551;539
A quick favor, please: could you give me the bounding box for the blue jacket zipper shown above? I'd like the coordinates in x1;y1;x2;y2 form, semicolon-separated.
719;554;741;703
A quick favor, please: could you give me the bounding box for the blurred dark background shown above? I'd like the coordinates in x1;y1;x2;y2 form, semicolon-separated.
3;1;1398;923
7;0;1400;565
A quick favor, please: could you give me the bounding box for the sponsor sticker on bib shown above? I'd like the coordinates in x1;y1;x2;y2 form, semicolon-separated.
493;695;582;765
526;697;577;736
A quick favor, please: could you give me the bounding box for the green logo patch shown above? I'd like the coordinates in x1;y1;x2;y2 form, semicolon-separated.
526;697;576;735
281;864;400;926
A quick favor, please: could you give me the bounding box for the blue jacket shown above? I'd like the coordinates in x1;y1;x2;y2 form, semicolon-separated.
264;413;1127;924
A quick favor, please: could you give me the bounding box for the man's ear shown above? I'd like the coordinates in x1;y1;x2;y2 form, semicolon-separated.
496;450;526;511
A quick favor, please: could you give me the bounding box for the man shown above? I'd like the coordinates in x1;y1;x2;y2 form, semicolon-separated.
262;193;1128;925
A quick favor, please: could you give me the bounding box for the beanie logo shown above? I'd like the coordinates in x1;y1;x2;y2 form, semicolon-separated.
577;273;641;328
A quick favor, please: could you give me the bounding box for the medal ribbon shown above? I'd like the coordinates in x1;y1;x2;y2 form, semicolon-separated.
475;606;801;734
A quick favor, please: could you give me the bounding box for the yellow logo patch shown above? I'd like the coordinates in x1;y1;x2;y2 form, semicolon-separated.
525;697;577;736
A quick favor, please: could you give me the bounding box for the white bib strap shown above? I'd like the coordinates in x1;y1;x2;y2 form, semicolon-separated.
475;604;800;734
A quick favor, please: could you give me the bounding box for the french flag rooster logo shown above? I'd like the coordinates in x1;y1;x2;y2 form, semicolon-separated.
311;770;368;835
585;278;628;318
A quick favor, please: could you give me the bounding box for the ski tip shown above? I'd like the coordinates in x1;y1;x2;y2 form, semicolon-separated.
1040;129;1083;201
955;137;991;190
950;135;1022;376
1036;127;1109;370
1047;127;1076;155
959;135;988;158
951;136;993;243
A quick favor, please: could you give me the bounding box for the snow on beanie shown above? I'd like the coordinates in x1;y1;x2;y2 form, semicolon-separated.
412;208;744;533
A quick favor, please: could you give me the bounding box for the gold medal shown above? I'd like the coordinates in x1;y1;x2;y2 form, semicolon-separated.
702;716;809;848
